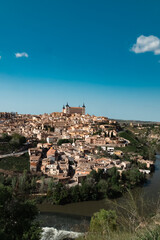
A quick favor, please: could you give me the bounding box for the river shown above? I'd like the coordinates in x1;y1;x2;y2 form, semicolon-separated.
38;155;160;239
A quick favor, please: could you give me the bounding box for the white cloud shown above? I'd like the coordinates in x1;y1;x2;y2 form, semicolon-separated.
0;56;1;60
15;52;29;58
131;35;160;55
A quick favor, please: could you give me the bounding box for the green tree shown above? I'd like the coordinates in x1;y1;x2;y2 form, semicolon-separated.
90;209;117;234
18;170;28;193
40;176;45;193
30;177;37;193
70;185;81;202
0;133;12;142
122;168;145;187
10;133;26;148
0;174;4;184
47;178;54;197
80;181;98;201
57;139;73;146
97;179;109;198
11;177;17;191
52;183;70;204
0;184;42;240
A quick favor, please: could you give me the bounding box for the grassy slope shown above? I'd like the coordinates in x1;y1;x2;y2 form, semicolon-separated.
117;130;151;160
119;131;139;145
0;153;30;172
77;225;160;240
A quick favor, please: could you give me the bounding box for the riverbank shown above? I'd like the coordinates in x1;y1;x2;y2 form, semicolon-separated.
37;155;160;236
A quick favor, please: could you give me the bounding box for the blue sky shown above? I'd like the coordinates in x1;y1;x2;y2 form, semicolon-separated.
0;0;160;121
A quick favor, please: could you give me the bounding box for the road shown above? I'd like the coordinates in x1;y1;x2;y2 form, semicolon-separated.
0;150;28;159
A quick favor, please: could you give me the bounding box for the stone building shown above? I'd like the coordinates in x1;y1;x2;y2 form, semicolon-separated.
62;103;85;115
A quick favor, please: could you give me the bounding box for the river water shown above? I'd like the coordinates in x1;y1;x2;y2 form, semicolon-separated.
38;155;160;239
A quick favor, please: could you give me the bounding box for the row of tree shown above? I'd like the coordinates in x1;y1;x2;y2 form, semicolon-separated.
47;168;145;205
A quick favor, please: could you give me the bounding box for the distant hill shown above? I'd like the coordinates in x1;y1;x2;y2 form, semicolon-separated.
110;119;160;125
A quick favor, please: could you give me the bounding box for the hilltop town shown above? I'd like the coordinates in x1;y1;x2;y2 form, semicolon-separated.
0;104;155;188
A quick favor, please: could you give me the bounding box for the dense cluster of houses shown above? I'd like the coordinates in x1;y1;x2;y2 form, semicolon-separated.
0;111;123;145
0;110;154;184
28;140;133;184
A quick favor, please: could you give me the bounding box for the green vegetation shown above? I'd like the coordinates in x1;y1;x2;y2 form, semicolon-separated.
77;191;160;240
57;138;73;146
136;226;160;240
118;130;156;161
90;209;117;233
44;125;54;132
137;162;148;170
0;170;38;195
122;168;146;187
0;184;42;240
0;157;145;205
49;168;122;204
46;168;145;205
93;129;102;135
0;133;26;154
0;153;30;172
119;130;139;145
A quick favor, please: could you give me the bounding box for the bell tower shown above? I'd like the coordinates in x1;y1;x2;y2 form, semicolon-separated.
82;103;85;115
62;105;65;113
66;102;70;114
